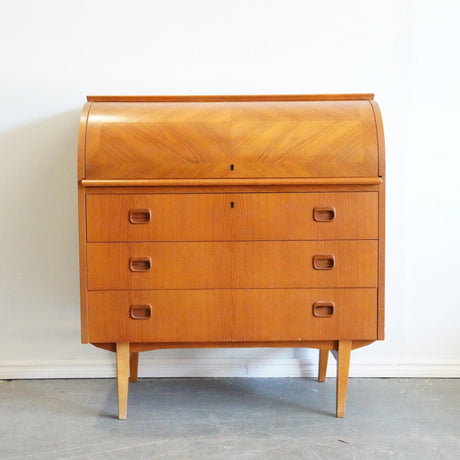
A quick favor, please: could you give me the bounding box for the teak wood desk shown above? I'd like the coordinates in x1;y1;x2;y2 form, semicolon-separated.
78;94;385;419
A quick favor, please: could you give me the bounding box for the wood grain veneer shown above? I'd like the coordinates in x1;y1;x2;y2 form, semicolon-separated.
86;240;378;290
85;100;378;180
86;192;378;242
78;94;385;419
87;289;377;343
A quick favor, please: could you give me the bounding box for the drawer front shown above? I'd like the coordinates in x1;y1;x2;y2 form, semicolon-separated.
86;192;378;242
87;240;378;290
87;288;377;342
85;101;378;179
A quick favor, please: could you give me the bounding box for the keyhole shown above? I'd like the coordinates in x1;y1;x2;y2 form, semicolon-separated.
230;164;234;171
230;202;235;208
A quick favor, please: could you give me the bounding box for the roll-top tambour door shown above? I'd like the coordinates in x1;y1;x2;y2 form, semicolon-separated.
86;192;378;242
84;100;378;179
86;240;378;290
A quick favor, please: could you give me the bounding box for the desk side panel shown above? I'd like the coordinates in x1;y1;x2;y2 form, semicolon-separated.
78;103;92;343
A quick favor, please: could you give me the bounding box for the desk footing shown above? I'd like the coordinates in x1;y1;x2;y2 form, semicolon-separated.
104;340;367;419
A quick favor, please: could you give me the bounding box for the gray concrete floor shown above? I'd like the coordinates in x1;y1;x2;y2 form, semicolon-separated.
0;378;458;459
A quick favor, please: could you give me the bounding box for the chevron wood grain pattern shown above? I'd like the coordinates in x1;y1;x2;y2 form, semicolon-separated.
84;100;378;179
86;240;378;290
87;288;377;343
86;192;378;242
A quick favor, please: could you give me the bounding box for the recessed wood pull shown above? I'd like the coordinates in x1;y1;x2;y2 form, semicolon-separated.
129;257;152;272
312;301;335;317
313;206;336;222
130;305;152;320
313;254;335;270
129;209;151;224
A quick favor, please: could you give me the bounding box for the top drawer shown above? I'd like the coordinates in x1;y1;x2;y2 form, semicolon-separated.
83;100;378;179
86;192;378;242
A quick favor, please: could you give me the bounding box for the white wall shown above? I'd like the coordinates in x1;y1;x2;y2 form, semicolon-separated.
1;0;459;378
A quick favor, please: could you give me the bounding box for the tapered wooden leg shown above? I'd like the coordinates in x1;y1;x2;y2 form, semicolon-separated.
116;342;129;420
129;352;139;383
318;349;329;382
336;340;352;418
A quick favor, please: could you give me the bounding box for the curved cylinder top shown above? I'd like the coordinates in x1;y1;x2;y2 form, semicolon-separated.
79;94;384;181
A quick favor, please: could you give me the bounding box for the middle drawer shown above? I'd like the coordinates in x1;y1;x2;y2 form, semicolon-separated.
86;192;378;242
87;240;378;290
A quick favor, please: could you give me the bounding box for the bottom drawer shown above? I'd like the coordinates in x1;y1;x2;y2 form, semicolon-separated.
87;289;377;343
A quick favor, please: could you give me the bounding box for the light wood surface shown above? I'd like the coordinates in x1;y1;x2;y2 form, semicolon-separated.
336;340;352;417
116;342;129;419
86;192;378;242
86;240;378;290
87;288;377;343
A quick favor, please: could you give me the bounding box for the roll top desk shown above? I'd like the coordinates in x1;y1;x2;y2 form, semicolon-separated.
78;94;385;419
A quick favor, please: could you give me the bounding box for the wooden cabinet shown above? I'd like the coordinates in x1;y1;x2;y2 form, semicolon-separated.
78;94;385;419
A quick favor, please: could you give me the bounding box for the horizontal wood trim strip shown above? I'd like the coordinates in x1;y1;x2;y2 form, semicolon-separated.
93;340;377;353
81;177;383;187
86;94;375;103
93;341;342;352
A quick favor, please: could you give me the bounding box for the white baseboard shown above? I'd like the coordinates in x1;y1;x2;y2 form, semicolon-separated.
1;358;459;379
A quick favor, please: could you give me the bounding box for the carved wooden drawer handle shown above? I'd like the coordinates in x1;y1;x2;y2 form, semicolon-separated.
129;209;151;224
130;305;152;320
312;301;335;317
129;257;152;272
313;254;335;270
313;206;336;222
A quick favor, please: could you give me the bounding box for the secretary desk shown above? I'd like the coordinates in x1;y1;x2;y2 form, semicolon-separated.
78;94;385;419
